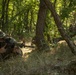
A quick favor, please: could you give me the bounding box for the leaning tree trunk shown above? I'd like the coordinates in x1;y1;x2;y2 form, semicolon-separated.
35;0;49;50
43;0;76;54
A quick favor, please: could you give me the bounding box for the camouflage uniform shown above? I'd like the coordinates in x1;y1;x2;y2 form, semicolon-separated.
0;30;6;48
0;30;23;60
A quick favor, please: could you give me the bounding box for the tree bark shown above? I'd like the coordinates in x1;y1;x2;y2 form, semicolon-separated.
43;0;76;54
35;0;49;50
1;0;6;31
1;0;10;32
5;0;10;32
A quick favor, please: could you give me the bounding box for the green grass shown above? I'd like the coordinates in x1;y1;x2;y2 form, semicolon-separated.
0;40;76;75
0;51;55;75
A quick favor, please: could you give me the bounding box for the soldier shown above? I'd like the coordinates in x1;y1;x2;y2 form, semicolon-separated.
0;30;24;60
0;30;6;52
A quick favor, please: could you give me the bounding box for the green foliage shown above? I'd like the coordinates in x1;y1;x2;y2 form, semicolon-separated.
0;0;76;40
6;0;39;37
61;7;71;19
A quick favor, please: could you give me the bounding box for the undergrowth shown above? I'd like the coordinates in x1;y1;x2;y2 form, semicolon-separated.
0;39;76;75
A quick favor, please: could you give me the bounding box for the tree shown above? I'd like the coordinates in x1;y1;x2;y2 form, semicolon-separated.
43;0;76;54
35;0;49;50
1;0;10;32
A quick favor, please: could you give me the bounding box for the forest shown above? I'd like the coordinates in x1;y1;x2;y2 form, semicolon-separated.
0;0;76;75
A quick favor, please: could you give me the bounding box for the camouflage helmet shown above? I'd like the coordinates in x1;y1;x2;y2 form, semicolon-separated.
0;30;6;38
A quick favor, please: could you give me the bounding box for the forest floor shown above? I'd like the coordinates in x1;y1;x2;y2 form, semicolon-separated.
0;37;76;75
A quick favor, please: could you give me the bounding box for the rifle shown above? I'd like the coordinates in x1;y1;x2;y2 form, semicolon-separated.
18;43;35;48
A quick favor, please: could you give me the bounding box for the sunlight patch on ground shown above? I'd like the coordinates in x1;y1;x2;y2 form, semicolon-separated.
22;48;32;54
74;40;76;45
21;42;33;54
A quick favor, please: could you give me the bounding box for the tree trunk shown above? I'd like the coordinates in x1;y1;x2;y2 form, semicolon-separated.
24;9;29;32
43;0;76;54
5;0;10;32
1;0;6;31
35;0;49;50
1;0;10;32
